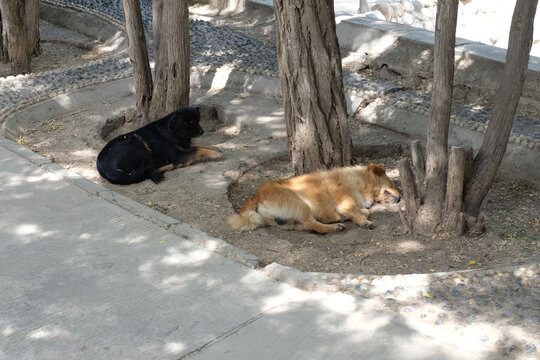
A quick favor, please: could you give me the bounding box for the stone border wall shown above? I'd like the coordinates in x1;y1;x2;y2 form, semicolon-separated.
195;0;540;113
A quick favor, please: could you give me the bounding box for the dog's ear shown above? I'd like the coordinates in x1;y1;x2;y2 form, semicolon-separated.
167;112;181;133
368;163;386;176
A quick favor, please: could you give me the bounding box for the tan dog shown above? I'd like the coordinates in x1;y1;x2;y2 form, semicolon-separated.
227;163;401;234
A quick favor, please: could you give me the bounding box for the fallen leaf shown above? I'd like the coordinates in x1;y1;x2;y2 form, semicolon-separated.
469;260;477;265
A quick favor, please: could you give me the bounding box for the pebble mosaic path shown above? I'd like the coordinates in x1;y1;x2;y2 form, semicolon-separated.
0;0;538;358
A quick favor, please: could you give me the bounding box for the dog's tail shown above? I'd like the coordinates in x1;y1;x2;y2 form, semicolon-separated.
227;196;265;231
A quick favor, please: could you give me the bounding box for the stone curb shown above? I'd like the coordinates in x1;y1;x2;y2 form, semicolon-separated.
262;261;539;297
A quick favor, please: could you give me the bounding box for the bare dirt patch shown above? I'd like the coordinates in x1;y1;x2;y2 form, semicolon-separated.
20;105;540;276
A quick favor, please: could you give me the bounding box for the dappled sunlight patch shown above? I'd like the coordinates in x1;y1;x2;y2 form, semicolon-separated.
116;235;147;245
71;149;97;158
27;325;70;340
53;93;72;109
69;166;99;180
208;64;234;94
160;246;213;267
396;240;425;253
319;292;358;314
160;273;201;288
164;342;186;355
2;169;61;188
2;325;15;336
12;223;58;243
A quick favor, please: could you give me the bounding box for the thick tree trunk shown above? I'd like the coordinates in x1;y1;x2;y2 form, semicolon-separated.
0;0;40;74
273;0;352;175
164;0;190;113
464;0;538;217
122;0;153;121
148;0;190;120
25;0;40;56
413;0;459;234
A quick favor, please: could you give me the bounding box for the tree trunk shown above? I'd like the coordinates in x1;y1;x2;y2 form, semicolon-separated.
148;0;190;121
273;0;352;175
25;0;40;56
0;0;40;74
149;0;168;120
0;13;5;62
413;0;459;234
122;0;153;121
164;0;190;113
464;0;538;217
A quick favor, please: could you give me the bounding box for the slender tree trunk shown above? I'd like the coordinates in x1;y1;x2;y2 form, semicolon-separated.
0;0;40;74
413;0;459;234
464;0;538;217
0;13;6;62
122;0;153;121
273;0;352;175
149;0;168;120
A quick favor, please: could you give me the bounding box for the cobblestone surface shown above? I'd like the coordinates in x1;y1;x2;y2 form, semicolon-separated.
1;0;539;149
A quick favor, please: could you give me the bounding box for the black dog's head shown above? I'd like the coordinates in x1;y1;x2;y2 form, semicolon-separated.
168;106;204;140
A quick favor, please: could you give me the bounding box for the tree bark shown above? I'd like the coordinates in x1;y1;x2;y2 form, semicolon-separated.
397;157;419;232
147;0;190;121
464;0;538;217
414;0;458;233
0;13;5;62
273;0;352;175
25;0;40;56
122;0;153;121
444;146;466;234
0;0;40;74
164;0;190;113
149;0;168;120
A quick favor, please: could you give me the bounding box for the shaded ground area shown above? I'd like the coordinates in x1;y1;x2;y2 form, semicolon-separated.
20;102;539;275
0;20;106;78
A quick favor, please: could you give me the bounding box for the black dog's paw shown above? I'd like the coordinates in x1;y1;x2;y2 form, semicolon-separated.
150;171;165;184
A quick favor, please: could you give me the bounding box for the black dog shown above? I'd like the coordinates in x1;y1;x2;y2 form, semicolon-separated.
96;106;221;185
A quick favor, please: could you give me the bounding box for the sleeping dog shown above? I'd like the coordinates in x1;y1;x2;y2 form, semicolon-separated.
96;106;221;185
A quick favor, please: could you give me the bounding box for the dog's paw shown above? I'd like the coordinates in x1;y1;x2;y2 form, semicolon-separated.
199;146;222;159
150;171;164;184
359;220;374;229
334;223;346;232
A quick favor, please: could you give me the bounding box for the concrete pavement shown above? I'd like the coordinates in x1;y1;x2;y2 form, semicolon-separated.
0;126;512;360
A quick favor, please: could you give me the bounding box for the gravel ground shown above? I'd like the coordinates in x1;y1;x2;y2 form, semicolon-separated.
1;0;539;149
